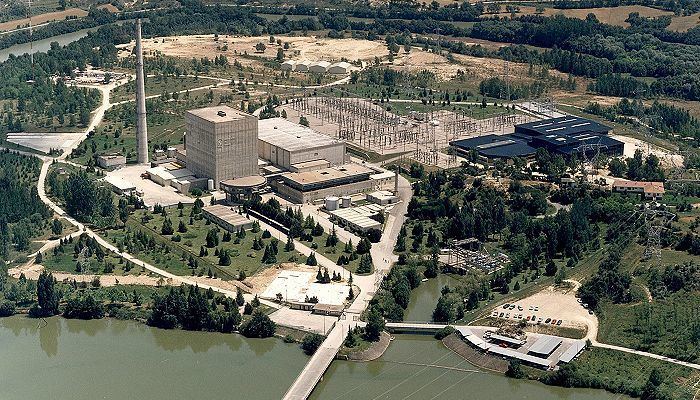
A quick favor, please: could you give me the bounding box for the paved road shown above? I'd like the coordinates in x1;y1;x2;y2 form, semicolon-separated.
282;173;412;400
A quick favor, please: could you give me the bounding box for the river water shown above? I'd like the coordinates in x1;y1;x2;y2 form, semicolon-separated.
0;28;95;63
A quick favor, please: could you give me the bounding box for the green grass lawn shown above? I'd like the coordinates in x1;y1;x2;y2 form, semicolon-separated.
104;205;309;280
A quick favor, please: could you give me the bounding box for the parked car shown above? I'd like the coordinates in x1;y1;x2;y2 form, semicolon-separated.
528;306;533;311
545;318;551;323
505;313;510;318
526;316;531;321
499;313;504;317
517;306;523;311
537;318;543;323
503;304;510;309
556;320;562;326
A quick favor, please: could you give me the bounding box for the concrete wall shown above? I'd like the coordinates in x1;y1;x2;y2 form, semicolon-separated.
259;141;345;170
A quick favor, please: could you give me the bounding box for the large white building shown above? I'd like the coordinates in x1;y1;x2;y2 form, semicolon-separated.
185;106;258;189
257;118;346;170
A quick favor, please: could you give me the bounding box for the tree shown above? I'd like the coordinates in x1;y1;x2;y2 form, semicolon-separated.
255;42;266;52
51;219;63;235
241;310;276;338
178;220;187;233
357;254;373;274
306;252;318;266
301;333;324;355
285;235;295;251
161;218;174;235
641;368;664;400
205;229;219;247
364;306;385;341
236;288;245;306
299;116;309;126
276;48;284;61
506;360;525;378
36;271;59;316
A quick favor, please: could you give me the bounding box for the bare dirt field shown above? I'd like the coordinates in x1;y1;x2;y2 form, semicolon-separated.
667;11;700;31
9;263;169;287
488;5;673;28
122;34;387;63
612;134;683;167
0;7;87;32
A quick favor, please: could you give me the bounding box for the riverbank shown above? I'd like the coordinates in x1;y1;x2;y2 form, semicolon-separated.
345;331;391;361
442;333;509;373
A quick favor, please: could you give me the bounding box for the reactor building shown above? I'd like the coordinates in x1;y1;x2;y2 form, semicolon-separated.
185;106;258;189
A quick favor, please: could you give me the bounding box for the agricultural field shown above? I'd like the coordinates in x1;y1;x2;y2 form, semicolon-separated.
0;7;87;32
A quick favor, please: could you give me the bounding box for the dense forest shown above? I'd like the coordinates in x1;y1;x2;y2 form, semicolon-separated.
0;150;52;260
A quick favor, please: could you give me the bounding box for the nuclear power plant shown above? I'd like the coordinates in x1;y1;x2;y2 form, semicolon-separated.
135;18;149;165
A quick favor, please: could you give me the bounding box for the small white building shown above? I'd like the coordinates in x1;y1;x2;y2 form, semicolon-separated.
309;61;331;73
104;176;136;195
281;60;296;71
328;61;352;74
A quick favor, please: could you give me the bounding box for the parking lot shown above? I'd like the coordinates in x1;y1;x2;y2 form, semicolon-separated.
488;282;598;340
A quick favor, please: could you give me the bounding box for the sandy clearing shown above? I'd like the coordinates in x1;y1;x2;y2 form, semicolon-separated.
0;8;88;32
245;262;320;294
119;34;387;63
9;263;170;287
612;134;683;167
489;280;598;340
667;11;700;31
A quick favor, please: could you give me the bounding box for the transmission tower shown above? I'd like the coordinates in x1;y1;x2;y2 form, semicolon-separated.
575;137;607;178
642;208;675;266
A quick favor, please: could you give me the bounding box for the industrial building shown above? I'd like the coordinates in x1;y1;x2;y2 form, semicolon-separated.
294;60;311;72
258;118;346;170
202;205;254;232
328;61;352;74
281;60;296;71
329;204;384;232
97;154;126;169
272;164;376;203
612;180;665;200
450;116;623;160
220;175;267;203
185;106;258;189
527;335;563;358
308;61;331;73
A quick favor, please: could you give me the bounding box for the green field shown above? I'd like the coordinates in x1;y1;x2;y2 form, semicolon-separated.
103;204;308;280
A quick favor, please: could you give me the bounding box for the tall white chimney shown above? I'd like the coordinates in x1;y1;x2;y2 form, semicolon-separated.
135;18;149;164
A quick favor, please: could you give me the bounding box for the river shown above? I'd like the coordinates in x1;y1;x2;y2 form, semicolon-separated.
0;316;306;400
0;28;95;63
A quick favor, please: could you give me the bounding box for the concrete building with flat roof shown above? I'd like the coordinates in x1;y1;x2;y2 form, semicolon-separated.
272;163;376;203
258;118;345;170
185;106;258;189
97;153;126;169
202;205;254;232
527;335;563;357
329;204;384;232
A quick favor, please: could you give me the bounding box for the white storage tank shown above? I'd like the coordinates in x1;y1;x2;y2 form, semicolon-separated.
325;196;340;211
208;179;215;191
340;196;351;208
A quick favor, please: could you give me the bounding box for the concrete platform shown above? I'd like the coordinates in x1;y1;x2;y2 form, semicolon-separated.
6;131;85;153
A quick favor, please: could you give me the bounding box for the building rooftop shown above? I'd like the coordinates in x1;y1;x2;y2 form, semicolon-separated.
516;116;611;137
330;205;383;229
527;335;562;356
488;346;552;368
186;105;252;123
281;163;373;186
202;205;251;225
451;134;536;158
613;180;665;194
489;333;527;346
558;340;586;363
104;176;135;191
258;118;340;152
291;159;331;170
220;175;267;189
